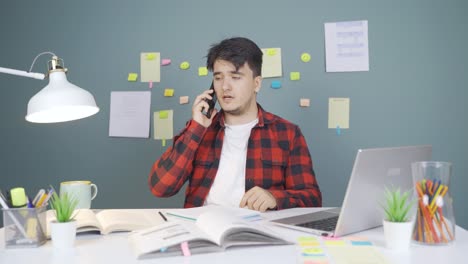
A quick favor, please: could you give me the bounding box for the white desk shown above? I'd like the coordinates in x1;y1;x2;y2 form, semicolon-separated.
1;208;467;264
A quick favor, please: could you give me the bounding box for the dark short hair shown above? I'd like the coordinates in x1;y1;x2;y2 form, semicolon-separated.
206;37;263;77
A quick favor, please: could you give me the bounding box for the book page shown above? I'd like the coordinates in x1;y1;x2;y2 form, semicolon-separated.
46;209;101;237
196;210;253;245
96;209;165;234
128;221;215;259
167;205;260;221
197;210;290;247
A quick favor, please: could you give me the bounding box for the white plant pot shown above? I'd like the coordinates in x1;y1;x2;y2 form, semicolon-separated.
383;220;414;251
50;220;77;249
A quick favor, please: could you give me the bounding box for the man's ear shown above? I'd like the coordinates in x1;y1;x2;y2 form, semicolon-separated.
254;76;262;93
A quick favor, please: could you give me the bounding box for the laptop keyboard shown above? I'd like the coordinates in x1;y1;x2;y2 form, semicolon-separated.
297;215;339;231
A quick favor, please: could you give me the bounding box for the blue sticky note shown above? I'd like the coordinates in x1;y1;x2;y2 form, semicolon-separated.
336;126;341;135
160;247;167;252
351;241;373;246
271;81;281;89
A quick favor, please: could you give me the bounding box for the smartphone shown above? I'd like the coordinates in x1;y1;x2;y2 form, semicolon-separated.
201;81;217;118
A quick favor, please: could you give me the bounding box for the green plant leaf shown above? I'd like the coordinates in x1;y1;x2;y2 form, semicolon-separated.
50;191;78;223
381;186;414;222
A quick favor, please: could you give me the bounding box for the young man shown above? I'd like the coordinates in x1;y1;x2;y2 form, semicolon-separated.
149;37;321;212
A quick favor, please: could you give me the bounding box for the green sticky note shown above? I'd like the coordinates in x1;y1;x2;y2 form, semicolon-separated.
162;139;166;147
159;111;169;119
198;67;208;76
127;73;138;82
301;52;311;62
298;236;318;242
146;53;157;60
290;72;300;81
267;48;277;56
180;61;190;70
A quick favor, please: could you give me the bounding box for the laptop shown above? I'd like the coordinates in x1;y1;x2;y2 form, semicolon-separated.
270;145;432;237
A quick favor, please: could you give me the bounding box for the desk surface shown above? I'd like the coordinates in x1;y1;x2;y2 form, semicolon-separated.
1;208;467;264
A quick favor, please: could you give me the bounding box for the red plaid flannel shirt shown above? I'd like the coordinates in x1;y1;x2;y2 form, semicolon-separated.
148;104;322;209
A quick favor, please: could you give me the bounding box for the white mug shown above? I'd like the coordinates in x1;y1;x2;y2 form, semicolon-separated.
60;181;98;209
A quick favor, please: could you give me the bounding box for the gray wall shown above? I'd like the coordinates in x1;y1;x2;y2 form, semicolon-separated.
1;0;467;229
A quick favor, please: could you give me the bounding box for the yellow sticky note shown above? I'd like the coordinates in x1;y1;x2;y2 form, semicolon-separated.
299;241;321;247
141;52;161;82
301;52;311;62
328;97;350;129
290;72;300;81
261;48;282;78
198;67;208;76
159;111;169;119
127;73;138;82
146;53;157;60
179;96;189;104
324;240;346;246
164;88;174;97
154;110;173;140
180;61;190;70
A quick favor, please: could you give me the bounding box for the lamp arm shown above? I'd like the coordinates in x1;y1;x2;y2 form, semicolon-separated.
0;51;58;80
0;67;45;80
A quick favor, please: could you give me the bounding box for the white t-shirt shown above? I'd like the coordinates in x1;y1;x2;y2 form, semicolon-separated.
205;118;258;207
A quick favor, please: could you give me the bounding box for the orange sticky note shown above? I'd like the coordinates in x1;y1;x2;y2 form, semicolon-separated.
179;96;189;104
300;98;310;107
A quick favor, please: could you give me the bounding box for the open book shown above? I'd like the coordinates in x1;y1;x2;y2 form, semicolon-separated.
166;204;262;221
46;209;165;236
128;210;292;259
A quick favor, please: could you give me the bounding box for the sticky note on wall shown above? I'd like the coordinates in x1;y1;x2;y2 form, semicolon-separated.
164;89;174;97
271;81;281;89
154;110;173;140
198;67;208;76
290;72;301;81
179;96;189;104
328;97;350;129
300;98;310;107
127;73;138;82
141;52;161;82
261;48;282;78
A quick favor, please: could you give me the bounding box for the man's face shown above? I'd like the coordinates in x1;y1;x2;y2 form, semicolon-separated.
212;59;262;117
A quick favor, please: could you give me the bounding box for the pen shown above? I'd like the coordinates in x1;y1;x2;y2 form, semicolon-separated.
0;194;29;238
159;211;168;222
38;188;54;207
32;189;45;206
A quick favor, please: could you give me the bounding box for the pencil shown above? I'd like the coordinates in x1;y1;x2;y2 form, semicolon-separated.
159;211;168;222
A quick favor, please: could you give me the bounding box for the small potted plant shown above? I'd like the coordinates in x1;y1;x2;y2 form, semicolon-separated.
49;192;78;249
381;187;415;250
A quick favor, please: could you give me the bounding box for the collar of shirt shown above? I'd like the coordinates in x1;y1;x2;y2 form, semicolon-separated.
215;103;278;129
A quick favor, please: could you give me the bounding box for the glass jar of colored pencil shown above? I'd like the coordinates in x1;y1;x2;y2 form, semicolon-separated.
411;161;455;245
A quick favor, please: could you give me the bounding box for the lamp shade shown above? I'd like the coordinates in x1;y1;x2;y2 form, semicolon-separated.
25;71;99;123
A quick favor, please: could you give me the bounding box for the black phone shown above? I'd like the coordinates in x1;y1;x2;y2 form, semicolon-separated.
201;81;217;118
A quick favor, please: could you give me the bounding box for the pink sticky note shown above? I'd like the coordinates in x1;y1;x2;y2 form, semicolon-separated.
149;81;153;89
180;242;191;256
161;59;171;66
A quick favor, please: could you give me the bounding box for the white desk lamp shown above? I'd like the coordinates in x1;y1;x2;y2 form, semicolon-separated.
0;52;99;123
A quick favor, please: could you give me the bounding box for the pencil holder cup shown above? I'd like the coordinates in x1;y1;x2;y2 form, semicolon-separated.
2;206;47;248
411;161;455;245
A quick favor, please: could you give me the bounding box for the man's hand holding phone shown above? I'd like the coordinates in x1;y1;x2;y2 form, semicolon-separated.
192;82;217;128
